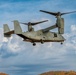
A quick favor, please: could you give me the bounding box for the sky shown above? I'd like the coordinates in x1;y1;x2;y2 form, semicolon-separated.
0;0;76;75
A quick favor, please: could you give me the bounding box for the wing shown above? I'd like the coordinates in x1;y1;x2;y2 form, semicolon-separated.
42;24;57;32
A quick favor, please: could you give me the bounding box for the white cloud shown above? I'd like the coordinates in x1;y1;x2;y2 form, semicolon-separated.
71;25;76;32
0;24;76;59
0;28;3;42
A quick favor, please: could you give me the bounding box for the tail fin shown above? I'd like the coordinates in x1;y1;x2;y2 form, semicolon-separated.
13;20;22;34
3;24;14;37
4;24;10;33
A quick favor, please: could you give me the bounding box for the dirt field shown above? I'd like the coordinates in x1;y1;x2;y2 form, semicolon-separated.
0;73;8;75
40;71;76;75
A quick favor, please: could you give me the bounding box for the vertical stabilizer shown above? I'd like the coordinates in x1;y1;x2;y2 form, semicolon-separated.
14;20;22;34
4;24;10;33
3;24;11;37
3;24;13;37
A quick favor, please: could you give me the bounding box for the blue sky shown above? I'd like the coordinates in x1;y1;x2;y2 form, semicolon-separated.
0;0;76;75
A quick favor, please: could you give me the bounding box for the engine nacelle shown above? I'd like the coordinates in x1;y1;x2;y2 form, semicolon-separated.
57;18;64;34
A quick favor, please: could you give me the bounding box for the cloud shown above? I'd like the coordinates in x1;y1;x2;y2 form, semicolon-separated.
71;25;76;32
0;28;3;43
0;25;76;65
0;25;76;75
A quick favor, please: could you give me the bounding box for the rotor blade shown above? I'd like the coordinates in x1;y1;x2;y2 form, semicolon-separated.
19;20;48;26
19;22;28;25
61;11;76;15
31;20;48;25
40;10;57;16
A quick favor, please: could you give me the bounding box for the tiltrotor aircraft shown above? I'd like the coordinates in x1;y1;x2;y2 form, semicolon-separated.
3;10;76;46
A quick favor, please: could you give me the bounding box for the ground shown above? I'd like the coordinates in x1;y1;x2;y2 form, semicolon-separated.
0;73;8;75
40;71;76;75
